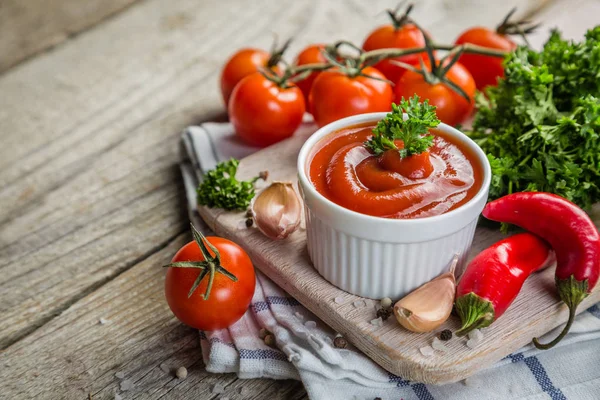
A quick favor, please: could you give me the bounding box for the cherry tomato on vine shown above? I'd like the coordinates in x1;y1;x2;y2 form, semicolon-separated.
165;227;255;331
395;59;475;127
309;66;393;127
220;49;273;106
220;39;291;106
294;44;328;107
229;72;305;147
455;27;517;90
362;5;431;84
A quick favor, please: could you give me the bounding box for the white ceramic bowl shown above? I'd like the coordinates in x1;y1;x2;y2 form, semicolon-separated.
297;113;491;299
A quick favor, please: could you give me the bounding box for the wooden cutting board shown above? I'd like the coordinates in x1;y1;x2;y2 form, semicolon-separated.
198;130;600;384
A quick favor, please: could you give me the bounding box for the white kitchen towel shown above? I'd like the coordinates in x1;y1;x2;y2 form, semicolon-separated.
180;122;600;400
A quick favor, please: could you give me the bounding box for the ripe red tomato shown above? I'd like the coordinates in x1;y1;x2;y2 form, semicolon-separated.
220;48;277;106
165;236;255;331
294;44;327;107
395;60;475;127
362;23;431;84
455;27;517;90
309;67;393;127
229;72;305;147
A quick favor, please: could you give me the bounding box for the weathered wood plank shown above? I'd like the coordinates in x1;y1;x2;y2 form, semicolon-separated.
0;233;308;399
0;0;513;351
0;0;328;349
0;123;189;348
0;0;593;397
0;0;143;73
0;0;544;191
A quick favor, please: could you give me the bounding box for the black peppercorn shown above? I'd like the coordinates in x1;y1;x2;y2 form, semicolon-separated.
245;218;253;228
439;329;452;341
264;334;276;347
333;336;348;349
376;307;392;321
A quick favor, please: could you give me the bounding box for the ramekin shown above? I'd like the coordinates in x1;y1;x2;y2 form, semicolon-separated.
297;113;491;299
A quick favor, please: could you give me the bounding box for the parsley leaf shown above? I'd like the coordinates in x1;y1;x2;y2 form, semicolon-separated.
197;159;261;211
365;95;440;157
468;26;600;210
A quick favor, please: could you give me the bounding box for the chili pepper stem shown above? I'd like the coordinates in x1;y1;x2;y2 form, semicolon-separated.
454;293;495;337
532;276;589;349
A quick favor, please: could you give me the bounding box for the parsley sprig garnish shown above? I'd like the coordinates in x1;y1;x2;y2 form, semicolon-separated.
197;159;266;211
365;95;440;158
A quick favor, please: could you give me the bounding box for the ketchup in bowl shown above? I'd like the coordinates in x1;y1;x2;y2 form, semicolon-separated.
297;98;491;298
308;123;483;219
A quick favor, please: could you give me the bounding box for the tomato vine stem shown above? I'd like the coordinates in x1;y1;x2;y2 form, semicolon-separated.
496;7;541;47
163;224;238;300
386;1;414;31
259;34;508;96
267;36;292;68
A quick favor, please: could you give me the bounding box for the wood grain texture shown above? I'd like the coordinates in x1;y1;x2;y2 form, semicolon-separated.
1;0;542;353
0;0;143;73
0;233;307;400
198;132;600;384
0;0;596;397
0;0;323;349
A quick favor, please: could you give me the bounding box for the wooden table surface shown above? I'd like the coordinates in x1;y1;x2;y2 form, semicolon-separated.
1;0;598;398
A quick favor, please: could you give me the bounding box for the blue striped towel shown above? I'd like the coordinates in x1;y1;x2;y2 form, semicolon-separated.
180;122;600;400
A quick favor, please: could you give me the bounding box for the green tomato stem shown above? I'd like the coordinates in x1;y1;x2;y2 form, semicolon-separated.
163;224;239;300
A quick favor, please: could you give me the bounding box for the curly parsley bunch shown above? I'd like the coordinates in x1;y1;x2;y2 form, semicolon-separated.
197;159;266;211
366;95;440;157
469;27;600;209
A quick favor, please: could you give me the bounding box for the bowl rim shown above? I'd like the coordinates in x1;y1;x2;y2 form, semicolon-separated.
297;112;492;227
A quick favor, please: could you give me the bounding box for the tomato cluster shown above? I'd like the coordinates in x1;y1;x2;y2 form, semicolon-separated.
220;5;524;148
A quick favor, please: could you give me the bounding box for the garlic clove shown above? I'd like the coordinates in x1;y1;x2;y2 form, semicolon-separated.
251;181;301;240
393;257;458;333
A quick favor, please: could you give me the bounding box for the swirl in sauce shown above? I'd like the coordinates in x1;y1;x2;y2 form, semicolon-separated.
308;124;483;219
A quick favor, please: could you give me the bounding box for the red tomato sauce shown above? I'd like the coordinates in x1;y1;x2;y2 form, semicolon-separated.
308;123;483;219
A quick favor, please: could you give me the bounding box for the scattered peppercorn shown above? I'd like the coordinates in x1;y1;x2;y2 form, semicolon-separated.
175;366;188;379
245;218;253;228
259;328;269;339
259;170;269;181
245;209;253;218
439;329;452;341
380;297;392;309
376;307;392;321
264;334;276;347
374;397;382;400
333;336;348;349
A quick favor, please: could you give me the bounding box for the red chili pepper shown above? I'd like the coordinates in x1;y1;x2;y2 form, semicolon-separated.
455;233;553;336
482;192;600;349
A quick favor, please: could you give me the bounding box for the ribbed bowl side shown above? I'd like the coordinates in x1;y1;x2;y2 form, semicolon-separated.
305;206;478;299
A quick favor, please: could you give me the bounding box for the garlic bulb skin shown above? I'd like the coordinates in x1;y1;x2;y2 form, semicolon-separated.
251;181;301;240
393;260;457;333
